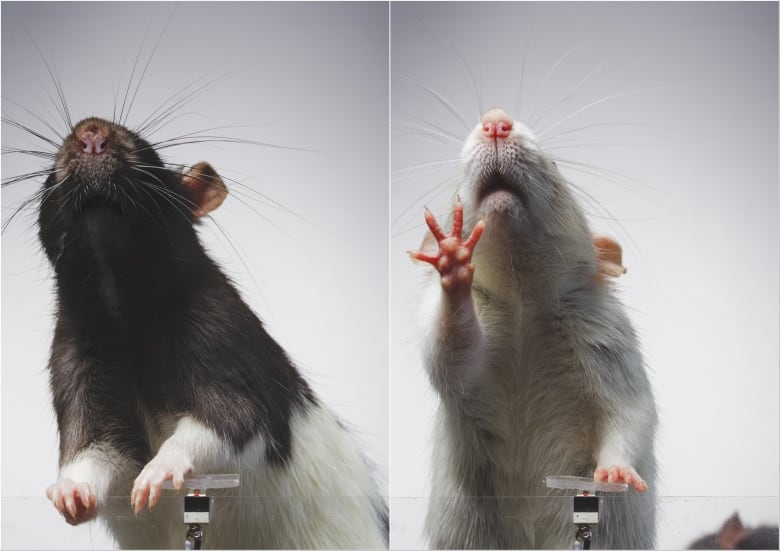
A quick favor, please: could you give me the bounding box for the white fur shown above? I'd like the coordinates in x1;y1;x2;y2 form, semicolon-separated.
228;405;386;549
460;119;539;163
100;406;384;549
419;279;487;395
58;444;134;506
419;115;657;549
150;415;231;473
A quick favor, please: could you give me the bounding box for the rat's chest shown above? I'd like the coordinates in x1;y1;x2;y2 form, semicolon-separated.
477;305;601;488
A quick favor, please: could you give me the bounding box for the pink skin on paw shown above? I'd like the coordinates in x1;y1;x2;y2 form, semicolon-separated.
46;479;98;525
130;455;192;514
594;465;648;492
408;198;485;297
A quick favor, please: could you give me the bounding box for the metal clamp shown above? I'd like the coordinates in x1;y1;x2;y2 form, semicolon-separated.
161;474;240;551
185;523;204;551
574;523;592;550
545;475;628;550
184;492;209;550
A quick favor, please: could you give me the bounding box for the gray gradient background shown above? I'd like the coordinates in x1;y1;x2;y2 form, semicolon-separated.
391;2;778;549
1;2;388;549
1;1;778;550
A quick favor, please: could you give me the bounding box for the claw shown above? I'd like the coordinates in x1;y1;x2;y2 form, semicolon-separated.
131;451;193;513
594;465;648;492
47;479;98;525
424;207;447;241
451;197;463;238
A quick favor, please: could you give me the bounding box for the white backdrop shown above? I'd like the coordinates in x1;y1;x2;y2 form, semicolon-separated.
2;2;778;550
390;2;778;549
1;3;388;549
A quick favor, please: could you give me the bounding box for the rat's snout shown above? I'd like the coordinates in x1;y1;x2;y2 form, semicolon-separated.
75;121;110;155
481;108;513;140
80;131;106;154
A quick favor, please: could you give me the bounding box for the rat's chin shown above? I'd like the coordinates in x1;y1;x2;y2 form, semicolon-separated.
478;189;525;219
74;193;124;217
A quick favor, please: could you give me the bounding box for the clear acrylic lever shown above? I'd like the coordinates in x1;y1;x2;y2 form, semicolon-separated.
546;475;628;493
162;474;240;490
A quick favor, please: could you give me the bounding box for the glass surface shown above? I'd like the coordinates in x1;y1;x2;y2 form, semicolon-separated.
161;475;240;491
3;495;777;549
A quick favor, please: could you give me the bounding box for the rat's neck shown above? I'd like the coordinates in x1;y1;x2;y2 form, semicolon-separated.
55;219;217;330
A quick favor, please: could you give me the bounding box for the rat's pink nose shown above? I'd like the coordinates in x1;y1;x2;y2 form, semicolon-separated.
77;127;107;154
481;108;513;140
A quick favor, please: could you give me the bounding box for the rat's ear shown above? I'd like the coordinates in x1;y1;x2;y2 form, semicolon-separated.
181;162;228;219
717;513;747;550
593;235;627;280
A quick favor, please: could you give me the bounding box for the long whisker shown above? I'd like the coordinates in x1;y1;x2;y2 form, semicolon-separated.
553;157;667;200
2;169;58;188
220;189;293;238
565;177;656;278
135;175;271;304
2;174;69;234
24;28;72;131
2;96;65;143
526;44;582;125
49;183;77;228
529;60;607;130
542;138;658;151
453;44;483;119
143;125;281;146
155;166;290;234
154;163;329;236
133;167;288;244
514;41;531;120
135;70;240;138
124;177;169;225
129;168;196;226
122;5;178;127
118;16;153;126
536;87;671;139
1;147;58;161
2;116;62;150
395;75;472;132
202;213;269;309
392;158;460;182
136;136;317;155
2;191;42;233
391;175;452;236
393;120;463;147
541;121;670;146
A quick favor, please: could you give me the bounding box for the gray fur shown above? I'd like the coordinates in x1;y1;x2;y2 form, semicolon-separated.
420;118;657;549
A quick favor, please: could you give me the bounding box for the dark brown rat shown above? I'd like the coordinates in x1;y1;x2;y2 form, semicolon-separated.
38;116;387;548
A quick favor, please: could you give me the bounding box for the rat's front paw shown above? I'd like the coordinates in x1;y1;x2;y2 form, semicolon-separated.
47;479;98;525
131;451;193;514
594;465;648;492
408;197;485;296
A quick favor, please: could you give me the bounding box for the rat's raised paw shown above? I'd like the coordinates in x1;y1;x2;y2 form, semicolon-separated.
408;198;485;296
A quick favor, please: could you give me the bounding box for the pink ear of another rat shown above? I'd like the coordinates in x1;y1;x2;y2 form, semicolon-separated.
593;235;627;280
717;513;748;550
181;162;228;220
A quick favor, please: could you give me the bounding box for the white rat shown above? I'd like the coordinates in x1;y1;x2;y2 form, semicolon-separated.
410;108;657;549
